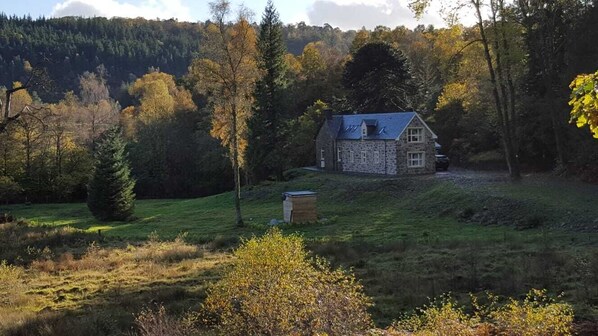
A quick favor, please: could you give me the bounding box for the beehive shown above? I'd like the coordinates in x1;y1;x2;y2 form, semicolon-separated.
282;191;317;223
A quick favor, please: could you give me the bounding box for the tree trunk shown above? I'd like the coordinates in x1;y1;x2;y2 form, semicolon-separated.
230;99;244;228
550;101;567;167
474;0;521;179
56;135;63;176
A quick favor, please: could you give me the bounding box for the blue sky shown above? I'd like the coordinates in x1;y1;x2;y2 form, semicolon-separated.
0;0;455;30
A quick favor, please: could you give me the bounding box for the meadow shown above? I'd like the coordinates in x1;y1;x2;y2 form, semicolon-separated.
2;169;598;335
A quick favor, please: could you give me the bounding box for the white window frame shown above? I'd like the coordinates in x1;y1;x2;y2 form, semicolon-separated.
337;147;342;162
373;150;380;164
407;127;424;143
350;150;354;163
360;151;366;164
407;152;425;168
320;149;325;161
361;126;367;138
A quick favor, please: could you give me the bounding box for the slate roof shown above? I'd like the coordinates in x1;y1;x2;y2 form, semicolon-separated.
330;112;419;140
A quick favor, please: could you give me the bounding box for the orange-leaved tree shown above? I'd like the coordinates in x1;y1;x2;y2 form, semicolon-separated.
188;0;259;227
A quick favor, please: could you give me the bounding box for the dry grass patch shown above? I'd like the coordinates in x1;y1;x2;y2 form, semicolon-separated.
0;227;230;336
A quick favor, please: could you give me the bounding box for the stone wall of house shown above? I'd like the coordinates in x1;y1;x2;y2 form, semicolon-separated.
337;140;396;174
315;121;336;171
396;117;436;175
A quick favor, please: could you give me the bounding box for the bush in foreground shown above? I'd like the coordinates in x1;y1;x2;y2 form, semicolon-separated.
203;229;373;336
387;290;574;336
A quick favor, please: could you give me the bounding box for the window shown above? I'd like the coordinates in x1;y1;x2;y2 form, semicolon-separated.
408;152;425;168
373;150;380;164
350;150;355;163
361;126;367;138
360;151;366;164
337;147;342;162
407;128;424;143
320;149;325;161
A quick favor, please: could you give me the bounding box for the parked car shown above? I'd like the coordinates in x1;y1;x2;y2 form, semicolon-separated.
435;155;450;171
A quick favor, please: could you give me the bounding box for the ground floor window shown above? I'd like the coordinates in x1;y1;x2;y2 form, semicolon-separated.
407;152;424;168
350;150;355;163
337;147;342;162
373;150;380;164
361;151;366;164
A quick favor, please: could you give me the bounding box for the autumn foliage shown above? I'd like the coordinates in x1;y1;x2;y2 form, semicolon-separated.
569;71;598;139
387;290;574;336
203;229;373;336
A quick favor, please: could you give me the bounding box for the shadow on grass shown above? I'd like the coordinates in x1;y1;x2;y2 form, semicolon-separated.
3;265;226;336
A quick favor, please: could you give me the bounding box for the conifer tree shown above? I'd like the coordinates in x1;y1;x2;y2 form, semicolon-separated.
87;127;136;221
246;0;287;182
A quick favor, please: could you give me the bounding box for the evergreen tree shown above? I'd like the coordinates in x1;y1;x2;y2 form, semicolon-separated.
343;42;415;113
87;127;136;221
246;0;287;182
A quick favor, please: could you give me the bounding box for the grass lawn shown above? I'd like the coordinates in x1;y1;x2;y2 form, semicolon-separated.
2;169;598;333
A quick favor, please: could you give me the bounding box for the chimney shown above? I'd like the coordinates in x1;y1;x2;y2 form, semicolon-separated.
324;108;333;121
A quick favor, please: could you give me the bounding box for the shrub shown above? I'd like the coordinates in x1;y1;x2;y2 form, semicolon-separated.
203;229;372;336
135;305;199;336
388;290;574;336
391;295;486;336
490;289;574;336
0;260;26;306
0;176;23;204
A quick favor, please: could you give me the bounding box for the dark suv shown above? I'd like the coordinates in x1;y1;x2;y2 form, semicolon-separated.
435;154;450;171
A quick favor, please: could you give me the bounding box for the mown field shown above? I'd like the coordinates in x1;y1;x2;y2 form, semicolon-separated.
2;169;598;335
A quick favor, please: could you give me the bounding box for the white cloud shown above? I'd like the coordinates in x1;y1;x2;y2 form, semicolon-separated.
51;0;192;21
306;0;462;30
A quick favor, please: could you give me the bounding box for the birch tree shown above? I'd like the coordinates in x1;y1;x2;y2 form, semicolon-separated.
189;0;259;227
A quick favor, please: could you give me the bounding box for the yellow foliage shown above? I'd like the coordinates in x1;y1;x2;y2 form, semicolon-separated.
300;42;326;78
284;53;303;78
490;289;574;336
189;18;258;168
10;81;33;113
0;260;26;306
351;29;371;54
569;71;598;138
203;229;373;336
127;71;196;124
436;82;478;111
392;296;483;336
389;290;573;336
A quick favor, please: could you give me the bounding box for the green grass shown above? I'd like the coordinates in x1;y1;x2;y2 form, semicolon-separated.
3;169;598;329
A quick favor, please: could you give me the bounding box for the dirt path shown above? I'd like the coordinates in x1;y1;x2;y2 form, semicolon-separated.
435;168;598;232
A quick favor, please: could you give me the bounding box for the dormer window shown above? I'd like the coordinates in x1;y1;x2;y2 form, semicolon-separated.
407;128;424;143
361;119;378;138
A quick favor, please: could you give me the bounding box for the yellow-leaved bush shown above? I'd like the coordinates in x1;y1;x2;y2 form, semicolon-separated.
203;229;373;336
569;70;598;139
386;290;573;336
490;289;574;336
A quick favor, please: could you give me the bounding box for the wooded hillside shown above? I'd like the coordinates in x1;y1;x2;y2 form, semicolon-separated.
0;14;354;102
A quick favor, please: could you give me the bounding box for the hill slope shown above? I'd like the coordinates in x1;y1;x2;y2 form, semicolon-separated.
6;169;598;324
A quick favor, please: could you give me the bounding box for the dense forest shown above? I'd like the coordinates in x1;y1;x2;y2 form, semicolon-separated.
1;0;598;205
0;14;355;102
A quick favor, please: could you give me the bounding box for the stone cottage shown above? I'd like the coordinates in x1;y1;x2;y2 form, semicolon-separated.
315;112;437;175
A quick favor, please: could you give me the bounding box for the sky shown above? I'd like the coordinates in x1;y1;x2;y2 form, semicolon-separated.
0;0;470;30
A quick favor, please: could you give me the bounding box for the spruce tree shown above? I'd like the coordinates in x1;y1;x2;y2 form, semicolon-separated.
87;127;136;221
246;0;287;182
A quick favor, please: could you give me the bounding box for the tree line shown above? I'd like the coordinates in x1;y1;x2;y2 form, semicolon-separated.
1;0;598;213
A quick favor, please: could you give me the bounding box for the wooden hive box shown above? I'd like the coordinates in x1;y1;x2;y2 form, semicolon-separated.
282;191;317;223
